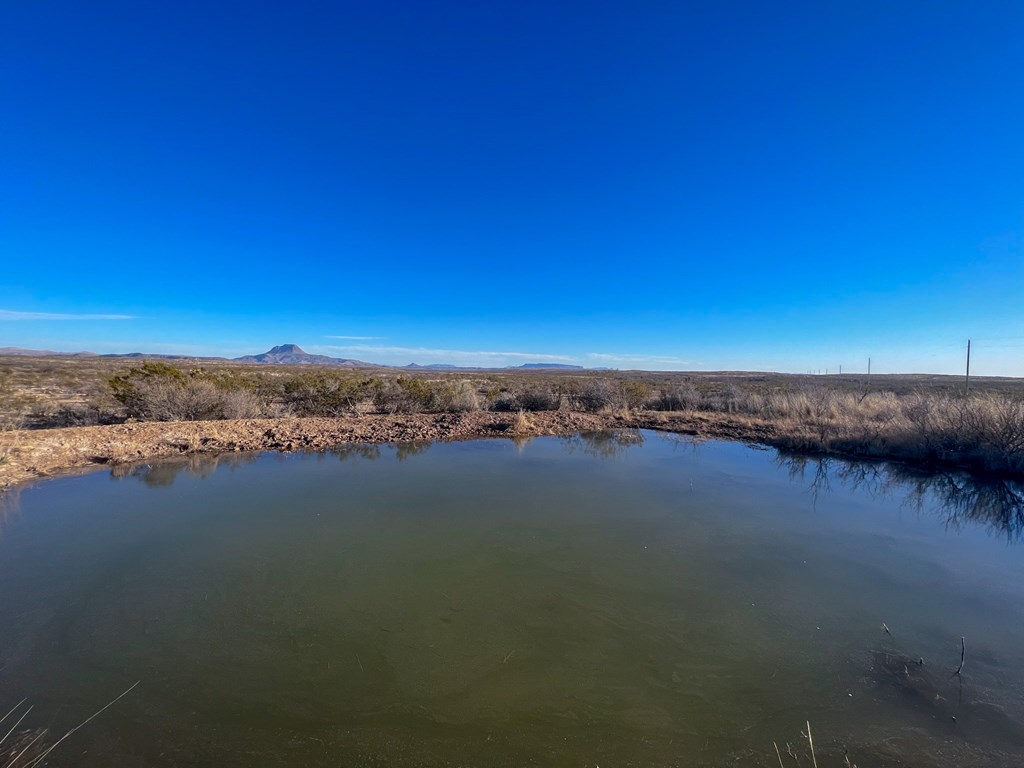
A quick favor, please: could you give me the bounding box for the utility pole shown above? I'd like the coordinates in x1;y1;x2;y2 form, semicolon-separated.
839;364;842;375
965;339;971;394
868;357;871;376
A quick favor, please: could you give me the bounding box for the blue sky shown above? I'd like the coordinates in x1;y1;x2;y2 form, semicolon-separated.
2;1;1023;373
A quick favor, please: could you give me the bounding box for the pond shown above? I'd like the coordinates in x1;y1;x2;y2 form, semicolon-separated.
1;431;1023;767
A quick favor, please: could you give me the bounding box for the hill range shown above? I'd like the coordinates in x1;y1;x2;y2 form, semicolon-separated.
0;344;586;371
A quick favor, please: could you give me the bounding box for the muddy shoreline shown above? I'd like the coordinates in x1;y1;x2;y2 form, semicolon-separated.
4;408;1018;492
0;411;785;490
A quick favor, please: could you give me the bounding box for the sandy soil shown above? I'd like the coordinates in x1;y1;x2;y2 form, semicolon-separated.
0;411;778;490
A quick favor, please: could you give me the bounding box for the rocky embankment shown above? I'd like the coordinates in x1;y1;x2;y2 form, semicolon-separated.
0;411;783;490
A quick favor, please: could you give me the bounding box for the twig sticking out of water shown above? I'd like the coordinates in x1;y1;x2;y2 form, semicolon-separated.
5;728;47;768
805;721;818;768
785;741;800;765
502;650;516;664
773;741;785;768
954;636;966;676
0;706;32;750
22;681;139;768
0;702;28;732
881;622;891;637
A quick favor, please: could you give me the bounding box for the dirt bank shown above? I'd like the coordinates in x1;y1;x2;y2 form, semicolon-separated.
0;411;782;490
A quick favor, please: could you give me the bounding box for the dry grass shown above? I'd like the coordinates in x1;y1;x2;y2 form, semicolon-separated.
755;391;1024;476
511;409;533;434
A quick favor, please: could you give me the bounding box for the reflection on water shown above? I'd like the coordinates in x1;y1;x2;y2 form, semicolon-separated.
559;428;645;458
110;452;259;487
109;434;1024;543
779;454;1024;542
328;442;383;463
1;432;1023;767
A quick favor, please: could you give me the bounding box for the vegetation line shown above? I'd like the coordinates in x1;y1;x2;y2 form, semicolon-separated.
3;358;1024;486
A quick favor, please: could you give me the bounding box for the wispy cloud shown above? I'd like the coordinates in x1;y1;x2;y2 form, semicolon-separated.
0;309;135;321
587;352;693;367
320;344;575;366
325;335;385;340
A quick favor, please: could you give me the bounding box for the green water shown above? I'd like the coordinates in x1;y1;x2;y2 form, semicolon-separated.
1;432;1023;767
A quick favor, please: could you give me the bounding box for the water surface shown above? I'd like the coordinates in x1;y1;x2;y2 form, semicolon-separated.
1;432;1023;766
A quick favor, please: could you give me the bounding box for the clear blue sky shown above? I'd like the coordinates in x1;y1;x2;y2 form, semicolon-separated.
2;1;1023;373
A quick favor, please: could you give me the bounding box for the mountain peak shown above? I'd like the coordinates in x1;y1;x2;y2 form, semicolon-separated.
267;343;305;355
233;344;374;367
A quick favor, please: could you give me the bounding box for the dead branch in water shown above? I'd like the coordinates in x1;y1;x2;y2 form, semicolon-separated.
953;636;966;677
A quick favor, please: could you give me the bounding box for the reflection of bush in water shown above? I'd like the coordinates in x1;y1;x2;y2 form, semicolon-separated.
560;430;644;459
394;441;431;461
780;454;1024;542
0;485;25;537
113;453;258;488
327;444;382;463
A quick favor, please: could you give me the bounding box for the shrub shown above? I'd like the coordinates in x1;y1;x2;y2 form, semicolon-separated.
489;392;520;412
282;371;368;416
440;380;481;412
653;384;701;411
109;362;186;417
373;377;436;414
109;362;270;421
368;378;481;414
569;379;621;412
131;379;226;421
516;387;560;411
48;405;104;427
220;388;267;420
619;380;652;410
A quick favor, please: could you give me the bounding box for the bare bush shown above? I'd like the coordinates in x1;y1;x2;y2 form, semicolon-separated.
516;387;560;411
568;379;622;412
651;384;702;411
109;362;271;421
892;393;1024;474
372;378;437;414
433;380;480;412
48;405;104;427
131;379;225;421
220;388;268;420
619;380;653;410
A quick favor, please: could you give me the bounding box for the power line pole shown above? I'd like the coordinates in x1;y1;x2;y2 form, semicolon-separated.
965;339;971;394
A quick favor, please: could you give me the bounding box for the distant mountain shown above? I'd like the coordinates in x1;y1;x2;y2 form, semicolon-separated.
515;363;584;370
0;346;229;360
404;362;586;371
99;352;223;360
1;344;588;371
0;346;97;357
234;344;376;367
1;346;60;356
